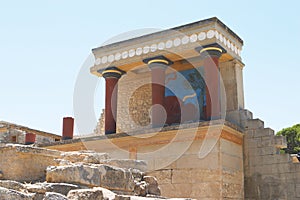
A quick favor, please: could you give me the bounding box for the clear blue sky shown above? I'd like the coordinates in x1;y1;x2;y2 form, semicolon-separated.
0;0;299;135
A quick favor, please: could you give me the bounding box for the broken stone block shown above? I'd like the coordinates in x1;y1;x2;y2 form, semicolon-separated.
0;180;27;191
134;181;147;197
46;164;135;192
100;159;147;172
60;151;110;164
0;186;34;200
43;192;67;200
143;176;160;196
67;188;104;200
46;164;101;187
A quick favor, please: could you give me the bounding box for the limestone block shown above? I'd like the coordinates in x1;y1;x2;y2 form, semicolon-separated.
100;159;147;172
43;192;67;200
60;151;110;164
222;183;243;198
253;128;274;138
175;153;219;170
220;139;243;158
242;119;264;130
172;169;221;184
296;184;300;198
143;176;160;196
190;182;221;198
222;153;243;171
273;136;287;149
67;188;104;200
0;180;27;191
146;170;172;185
46;164;135;192
134;181;147;196
25;183;79;196
0;144;61;182
0;186;34;200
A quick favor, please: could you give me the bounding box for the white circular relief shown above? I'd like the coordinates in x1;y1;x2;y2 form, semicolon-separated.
207;30;215;39
190;34;197;43
143;46;150;54
158;42;165;50
101;56;107;64
215;31;219;39
129;49;135;57
136;48;143;56
150;44;157;52
166;40;173;48
115;53;121;61
198;32;206;41
108;54;114;62
174;38;181;47
181;36;189;44
95;58;101;65
223;39;227;47
227;40;231;48
122;51;128;59
219;34;223;42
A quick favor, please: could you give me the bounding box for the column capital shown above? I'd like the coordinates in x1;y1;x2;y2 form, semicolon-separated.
143;55;173;70
98;66;125;79
195;43;226;58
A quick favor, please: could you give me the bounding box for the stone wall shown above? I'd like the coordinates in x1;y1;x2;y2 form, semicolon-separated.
117;71;152;133
146;135;244;199
0;129;56;145
0;144;61;182
238;109;300;199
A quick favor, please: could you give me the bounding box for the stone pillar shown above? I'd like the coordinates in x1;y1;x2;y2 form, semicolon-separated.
102;67;125;134
25;133;36;145
62;117;74;140
143;56;172;128
196;45;225;120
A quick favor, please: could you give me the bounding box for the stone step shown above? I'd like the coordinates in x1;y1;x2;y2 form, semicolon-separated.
242;119;264;130
253;128;274;138
273;135;287;149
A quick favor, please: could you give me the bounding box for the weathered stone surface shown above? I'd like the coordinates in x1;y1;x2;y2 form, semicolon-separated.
46;164;135;192
143;176;160;196
134;181;147;197
67;188;104;200
60;151;109;164
24;182;79;196
43;192;68;200
0;186;34;200
46;164;101;187
0;180;27;191
0;144;61;182
100;159;147;172
43;183;79;196
129;169;144;182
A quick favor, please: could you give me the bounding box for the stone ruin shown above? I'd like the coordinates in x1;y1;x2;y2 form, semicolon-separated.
0;144;191;200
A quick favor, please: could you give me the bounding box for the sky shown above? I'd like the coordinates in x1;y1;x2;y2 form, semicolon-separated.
0;0;299;135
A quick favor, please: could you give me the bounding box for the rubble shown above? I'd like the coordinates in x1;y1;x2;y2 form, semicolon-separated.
0;144;191;200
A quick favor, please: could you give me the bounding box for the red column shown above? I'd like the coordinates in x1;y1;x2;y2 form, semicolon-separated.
25;133;36;145
102;67;125;134
62;117;74;140
143;56;172;128
198;46;224;120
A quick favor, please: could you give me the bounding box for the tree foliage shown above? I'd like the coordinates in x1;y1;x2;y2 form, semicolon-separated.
276;124;300;154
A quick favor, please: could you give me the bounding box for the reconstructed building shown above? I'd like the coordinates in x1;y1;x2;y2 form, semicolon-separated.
38;17;299;199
